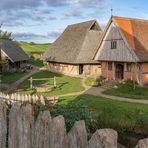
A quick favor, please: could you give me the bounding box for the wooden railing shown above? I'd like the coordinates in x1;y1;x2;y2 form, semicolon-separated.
0;92;58;105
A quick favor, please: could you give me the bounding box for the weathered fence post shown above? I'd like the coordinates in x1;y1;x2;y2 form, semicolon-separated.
0;98;147;148
135;138;148;148
40;95;45;105
67;120;87;148
50;115;68;148
87;129;117;148
33;111;52;148
54;76;57;88
8;103;34;148
29;77;33;89
0;100;7;148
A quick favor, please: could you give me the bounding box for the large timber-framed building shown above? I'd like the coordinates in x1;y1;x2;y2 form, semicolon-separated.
95;16;148;85
43;20;103;76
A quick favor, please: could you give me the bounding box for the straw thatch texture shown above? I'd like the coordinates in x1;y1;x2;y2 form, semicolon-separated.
43;20;102;64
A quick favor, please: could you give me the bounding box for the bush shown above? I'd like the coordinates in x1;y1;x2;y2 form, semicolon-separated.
85;76;95;86
1;58;9;72
96;75;106;83
34;103;53;120
51;101;97;134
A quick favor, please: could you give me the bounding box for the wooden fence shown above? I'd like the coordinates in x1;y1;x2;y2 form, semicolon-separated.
0;101;147;148
0;92;58;105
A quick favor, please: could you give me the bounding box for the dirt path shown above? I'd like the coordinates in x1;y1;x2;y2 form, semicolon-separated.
4;66;39;93
83;86;148;105
4;73;148;105
57;77;148;105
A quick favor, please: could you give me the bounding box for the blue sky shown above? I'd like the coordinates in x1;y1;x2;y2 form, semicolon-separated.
1;0;148;43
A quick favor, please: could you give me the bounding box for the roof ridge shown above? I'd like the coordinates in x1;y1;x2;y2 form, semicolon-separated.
113;16;148;22
68;20;96;27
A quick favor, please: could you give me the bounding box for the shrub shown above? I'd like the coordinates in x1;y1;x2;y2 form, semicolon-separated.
51;101;97;134
34;103;53;120
85;76;95;86
96;75;106;83
1;58;9;72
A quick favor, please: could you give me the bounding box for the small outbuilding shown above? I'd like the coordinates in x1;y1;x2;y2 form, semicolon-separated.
0;39;29;72
43;20;103;76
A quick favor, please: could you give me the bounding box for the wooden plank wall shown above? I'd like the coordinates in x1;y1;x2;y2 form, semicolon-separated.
0;101;148;148
96;22;137;62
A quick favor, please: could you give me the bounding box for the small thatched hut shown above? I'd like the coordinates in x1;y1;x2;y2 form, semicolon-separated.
43;20;103;76
0;39;29;72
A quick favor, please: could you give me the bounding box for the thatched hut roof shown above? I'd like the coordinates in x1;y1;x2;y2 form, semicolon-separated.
43;20;103;64
0;39;29;62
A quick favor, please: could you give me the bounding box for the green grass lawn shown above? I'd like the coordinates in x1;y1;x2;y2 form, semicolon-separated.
57;95;148;135
85;76;95;86
15;70;84;96
1;72;28;84
103;81;148;100
19;42;50;53
28;58;44;68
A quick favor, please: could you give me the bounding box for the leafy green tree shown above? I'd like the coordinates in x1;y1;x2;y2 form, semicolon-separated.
0;24;13;40
1;58;9;72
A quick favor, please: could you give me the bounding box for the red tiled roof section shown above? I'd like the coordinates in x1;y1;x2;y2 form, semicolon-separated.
114;16;148;62
113;16;135;49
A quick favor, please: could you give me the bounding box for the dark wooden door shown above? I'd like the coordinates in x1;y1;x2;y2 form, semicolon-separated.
79;64;83;75
115;64;124;80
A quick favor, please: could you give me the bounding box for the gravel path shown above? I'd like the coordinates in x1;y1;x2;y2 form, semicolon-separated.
57;77;148;105
4;66;39;93
83;86;148;105
4;72;148;105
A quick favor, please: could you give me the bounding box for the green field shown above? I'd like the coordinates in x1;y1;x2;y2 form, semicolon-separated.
54;95;148;147
104;81;148;100
28;59;44;67
15;70;84;96
19;42;50;53
57;95;148;134
1;72;28;84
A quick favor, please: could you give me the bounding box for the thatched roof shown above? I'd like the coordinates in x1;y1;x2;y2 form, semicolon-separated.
113;16;148;62
0;39;29;62
43;20;102;64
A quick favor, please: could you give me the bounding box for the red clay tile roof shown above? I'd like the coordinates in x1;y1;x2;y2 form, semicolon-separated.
114;16;148;62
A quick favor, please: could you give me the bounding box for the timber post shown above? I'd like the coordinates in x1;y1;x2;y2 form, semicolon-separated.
29;77;33;89
54;76;57;88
